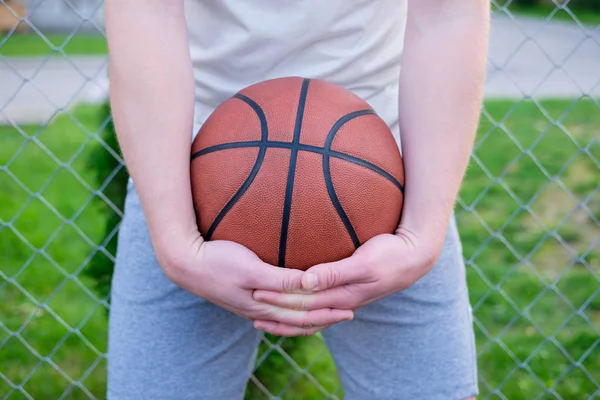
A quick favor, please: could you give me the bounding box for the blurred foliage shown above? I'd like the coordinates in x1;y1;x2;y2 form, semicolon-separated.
84;102;128;302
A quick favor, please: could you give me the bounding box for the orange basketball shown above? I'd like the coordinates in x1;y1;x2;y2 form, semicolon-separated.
190;77;404;270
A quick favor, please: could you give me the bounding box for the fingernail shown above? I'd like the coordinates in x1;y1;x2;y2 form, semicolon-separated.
305;273;318;290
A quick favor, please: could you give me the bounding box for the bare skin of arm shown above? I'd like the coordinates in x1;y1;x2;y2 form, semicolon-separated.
105;0;354;336
397;0;490;249
253;0;489;348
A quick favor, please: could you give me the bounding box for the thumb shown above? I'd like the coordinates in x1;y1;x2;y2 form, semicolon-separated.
302;254;367;291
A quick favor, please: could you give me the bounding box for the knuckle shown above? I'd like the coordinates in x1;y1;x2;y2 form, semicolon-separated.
281;275;296;292
245;309;261;321
293;297;309;311
325;267;342;287
303;328;320;336
260;310;275;321
300;318;315;330
248;305;272;321
282;270;303;292
243;271;260;288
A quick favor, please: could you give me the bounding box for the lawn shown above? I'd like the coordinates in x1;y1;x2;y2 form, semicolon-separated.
494;3;600;26
0;98;599;399
0;105;112;399
460;98;600;399
0;33;107;57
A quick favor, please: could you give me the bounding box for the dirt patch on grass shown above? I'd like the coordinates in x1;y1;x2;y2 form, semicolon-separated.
523;173;599;277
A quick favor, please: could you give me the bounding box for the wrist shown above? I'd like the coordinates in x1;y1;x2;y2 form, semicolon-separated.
134;184;201;264
149;218;203;265
154;230;204;287
397;177;457;241
154;225;201;255
396;207;451;257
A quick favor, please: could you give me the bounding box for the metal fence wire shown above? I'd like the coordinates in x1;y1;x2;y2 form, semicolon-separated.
1;0;599;399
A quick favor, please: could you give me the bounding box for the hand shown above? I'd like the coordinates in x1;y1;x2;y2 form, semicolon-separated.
252;228;443;318
158;236;354;337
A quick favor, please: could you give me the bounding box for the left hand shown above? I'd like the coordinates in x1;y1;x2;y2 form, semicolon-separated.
252;228;444;334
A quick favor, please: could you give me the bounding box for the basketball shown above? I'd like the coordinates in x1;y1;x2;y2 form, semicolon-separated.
190;77;404;270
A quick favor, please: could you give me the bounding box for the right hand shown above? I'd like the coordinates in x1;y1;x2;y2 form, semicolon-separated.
158;235;355;337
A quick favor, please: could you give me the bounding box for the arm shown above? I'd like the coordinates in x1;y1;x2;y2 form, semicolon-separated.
397;0;490;253
105;0;354;336
252;0;490;318
105;0;198;266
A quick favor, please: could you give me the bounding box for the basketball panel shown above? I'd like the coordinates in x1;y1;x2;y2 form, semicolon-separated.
191;147;260;237
212;148;290;266
286;151;355;270
299;79;373;149
330;113;405;185
330;157;403;244
238;77;304;143
192;97;262;155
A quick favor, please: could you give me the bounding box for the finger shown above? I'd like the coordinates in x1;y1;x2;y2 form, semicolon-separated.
279;307;353;328
252;303;354;328
253;320;335;337
244;262;310;293
254;286;360;311
302;254;371;291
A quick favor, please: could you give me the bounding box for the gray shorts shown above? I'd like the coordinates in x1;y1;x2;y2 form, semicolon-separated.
106;181;479;400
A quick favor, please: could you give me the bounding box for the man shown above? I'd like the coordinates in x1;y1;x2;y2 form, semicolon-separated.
105;0;489;398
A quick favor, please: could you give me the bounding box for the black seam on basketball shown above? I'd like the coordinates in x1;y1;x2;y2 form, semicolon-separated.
192;142;404;193
278;78;310;268
233;94;269;142
322;110;374;248
204;94;269;240
329;150;404;193
191;141;263;160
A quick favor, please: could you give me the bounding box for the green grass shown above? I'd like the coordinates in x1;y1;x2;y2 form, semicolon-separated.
460;97;600;399
0;105;111;399
1;98;599;399
0;33;107;57
493;3;600;26
247;333;342;399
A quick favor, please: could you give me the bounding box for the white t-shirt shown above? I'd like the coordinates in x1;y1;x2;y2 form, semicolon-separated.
184;0;408;145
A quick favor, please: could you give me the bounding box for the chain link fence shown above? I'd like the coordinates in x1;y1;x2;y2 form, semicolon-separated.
0;0;599;399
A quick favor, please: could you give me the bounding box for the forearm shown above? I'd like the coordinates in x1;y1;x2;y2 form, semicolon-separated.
106;0;199;261
398;0;490;248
